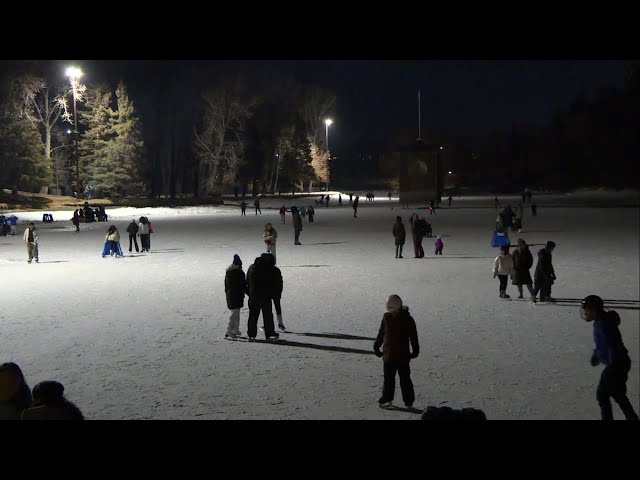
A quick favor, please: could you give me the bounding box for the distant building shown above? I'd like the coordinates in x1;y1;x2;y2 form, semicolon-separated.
382;141;444;205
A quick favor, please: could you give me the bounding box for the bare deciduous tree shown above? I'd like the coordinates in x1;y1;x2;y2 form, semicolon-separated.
194;83;254;195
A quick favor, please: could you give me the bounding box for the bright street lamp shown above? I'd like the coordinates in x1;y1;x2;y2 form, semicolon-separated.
324;118;333;150
66;66;83;198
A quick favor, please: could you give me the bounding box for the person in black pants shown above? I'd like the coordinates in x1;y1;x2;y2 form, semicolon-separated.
262;253;285;330
531;203;537;216
581;295;638;421
126;219;139;252
373;295;419;409
240;201;247;216
254;198;261;215
533;241;556;302
246;256;278;341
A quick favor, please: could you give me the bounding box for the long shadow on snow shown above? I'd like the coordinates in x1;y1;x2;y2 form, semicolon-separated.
287;331;376;341
253;338;375;355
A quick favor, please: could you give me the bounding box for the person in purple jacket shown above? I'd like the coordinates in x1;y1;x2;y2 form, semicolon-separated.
434;235;444;255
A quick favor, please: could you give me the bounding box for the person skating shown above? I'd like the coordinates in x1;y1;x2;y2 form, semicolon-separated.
353;196;359;217
103;225;123;258
493;245;515;298
126;219;140;253
533;241;556;302
531;202;537;217
240;201;247;216
339;194;342;206
448;196;453;207
254;197;261;215
581;295;638;421
279;205;287;224
434;235;443;255
263;222;278;263
325;195;330;207
392;216;406;258
511;238;535;301
373;295;419;409
300;206;307;222
292;208;303;245
225;254;246;339
23;222;39;263
349;193;353;205
307;205;315;223
246;256;278;341
262;253;285;330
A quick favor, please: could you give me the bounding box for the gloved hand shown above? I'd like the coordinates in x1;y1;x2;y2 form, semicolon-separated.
374;348;383;358
410;352;419;359
590;351;600;367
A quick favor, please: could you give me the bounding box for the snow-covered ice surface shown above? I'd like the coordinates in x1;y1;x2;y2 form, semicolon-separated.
1;194;638;420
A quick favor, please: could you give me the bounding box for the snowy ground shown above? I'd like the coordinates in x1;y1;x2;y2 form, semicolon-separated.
1;194;638;420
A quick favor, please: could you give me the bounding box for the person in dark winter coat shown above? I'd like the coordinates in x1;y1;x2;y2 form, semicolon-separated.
410;214;426;258
21;380;84;420
261;253;285;330
531;202;537;216
292;209;303;245
225;254;246;338
254;197;261;215
0;362;31;420
246;256;278;340
392;216;406;258
126;219;140;253
533;241;556;302
307;205;315;223
353;196;359;217
240;201;247;216
72;211;80;232
373;295;419;408
511;238;535;301
581;295;638;421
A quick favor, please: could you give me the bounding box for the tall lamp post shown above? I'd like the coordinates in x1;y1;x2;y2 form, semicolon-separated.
324;118;333;191
66;66;82;198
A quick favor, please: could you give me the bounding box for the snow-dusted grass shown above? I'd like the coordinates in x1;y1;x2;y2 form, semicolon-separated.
1;197;638;419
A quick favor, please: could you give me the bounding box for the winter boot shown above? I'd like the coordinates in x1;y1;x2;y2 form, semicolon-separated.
277;314;285;331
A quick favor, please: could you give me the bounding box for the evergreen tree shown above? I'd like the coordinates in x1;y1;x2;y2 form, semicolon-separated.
78;85;117;194
0;78;51;192
112;81;145;195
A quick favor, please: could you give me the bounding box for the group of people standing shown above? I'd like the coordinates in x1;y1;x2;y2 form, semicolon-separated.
493;239;557;301
224;253;285;341
101;217;153;258
392;214;440;259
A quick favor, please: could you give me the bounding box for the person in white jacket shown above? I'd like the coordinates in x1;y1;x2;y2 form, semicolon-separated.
23;222;39;263
105;225;121;257
493;245;515;298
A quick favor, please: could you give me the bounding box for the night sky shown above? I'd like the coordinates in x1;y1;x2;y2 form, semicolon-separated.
71;60;627;154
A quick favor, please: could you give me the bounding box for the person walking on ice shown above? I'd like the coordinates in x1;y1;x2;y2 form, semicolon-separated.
254;197;261;215
279;205;287;224
493;245;514;298
511;238;535;301
240;201;247;216
23;222;39;263
224;254;246;339
581;295;638;421
373;294;419;409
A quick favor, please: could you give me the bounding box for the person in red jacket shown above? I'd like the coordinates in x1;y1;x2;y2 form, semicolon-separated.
373;295;420;409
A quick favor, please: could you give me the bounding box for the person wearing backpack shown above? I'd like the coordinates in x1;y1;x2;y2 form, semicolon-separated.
581;295;638;421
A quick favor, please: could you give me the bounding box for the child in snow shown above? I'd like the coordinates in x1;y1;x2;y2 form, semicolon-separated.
434;235;443;255
493;245;514;298
581;295;638;420
373;295;419;409
263;223;278;263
